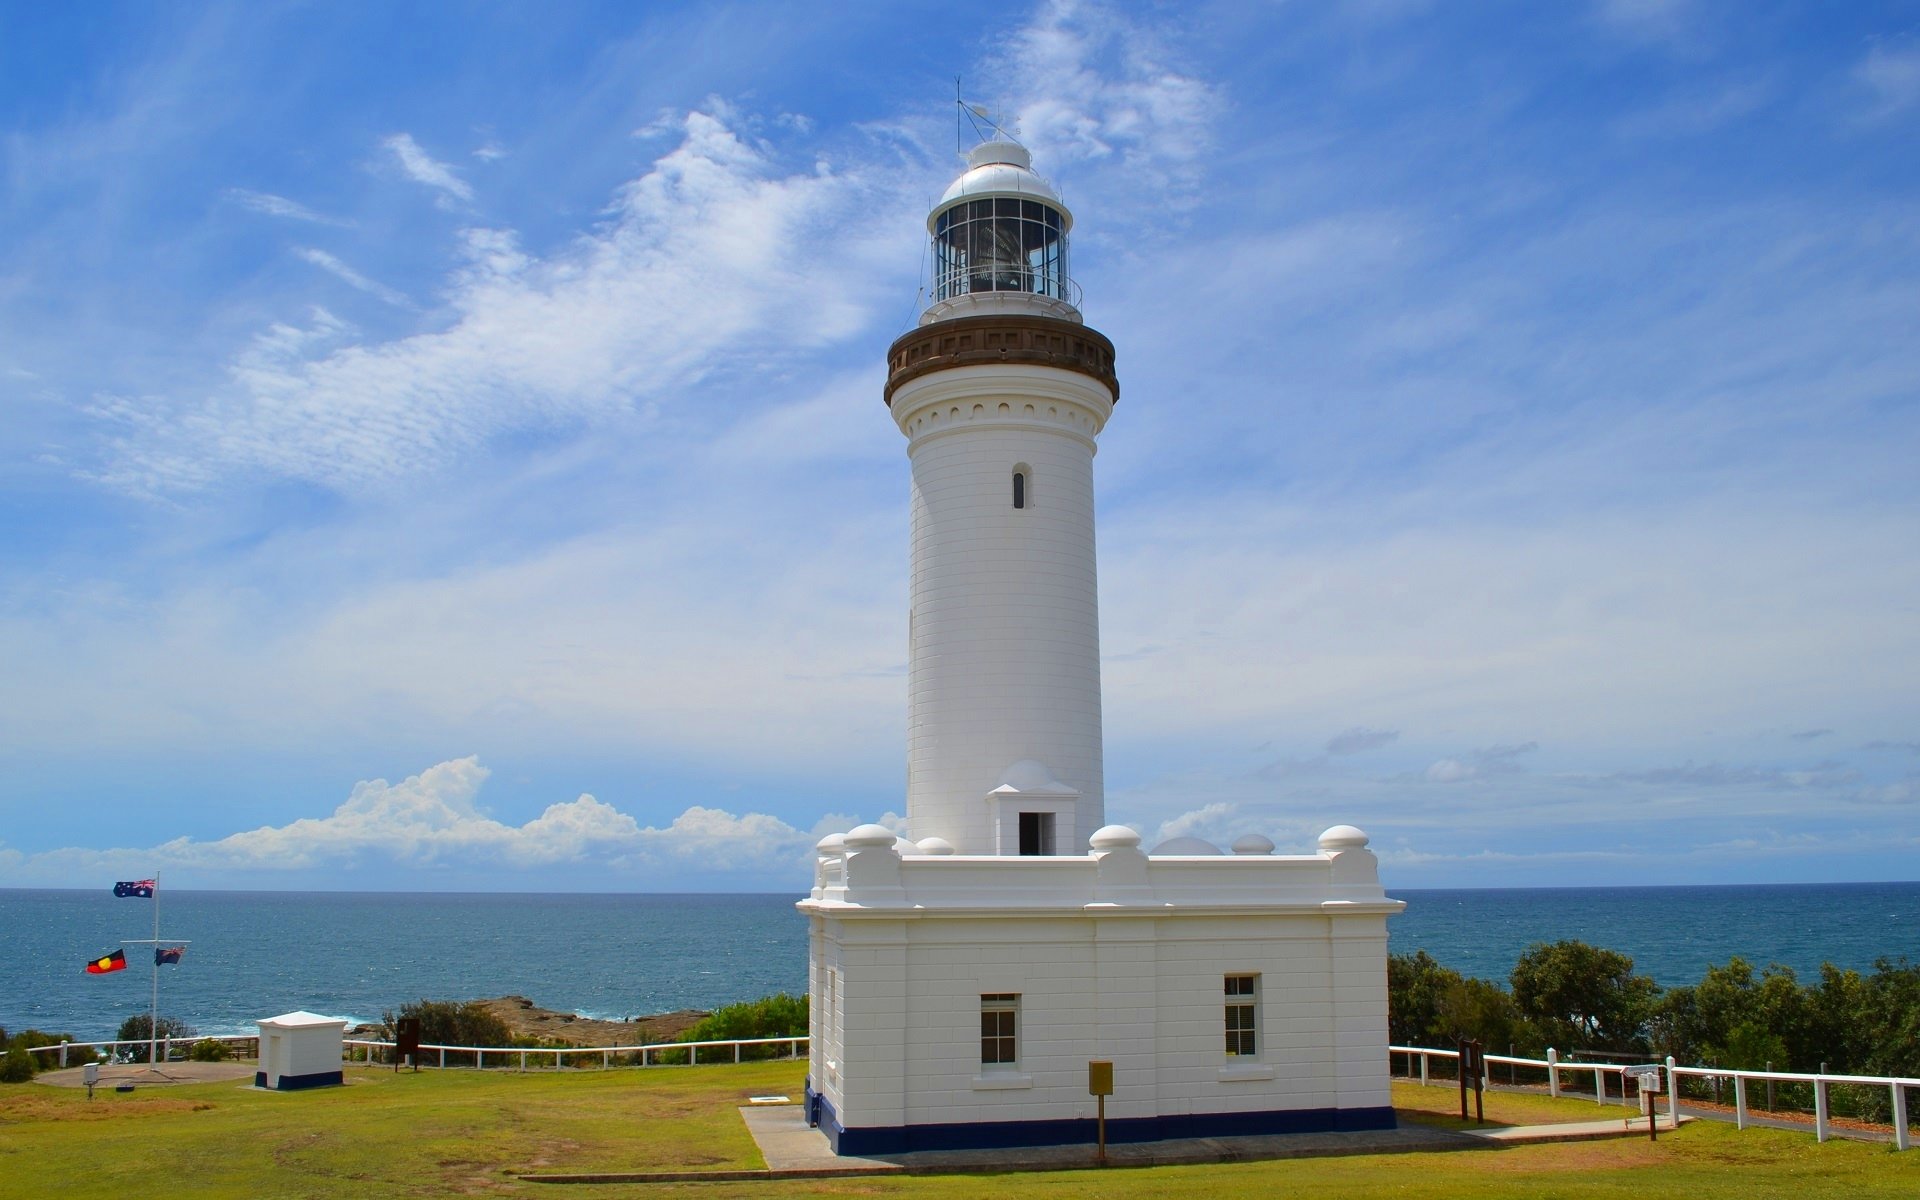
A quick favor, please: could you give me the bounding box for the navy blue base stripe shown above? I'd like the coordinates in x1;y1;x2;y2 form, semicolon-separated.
808;1089;1393;1156
259;1069;344;1091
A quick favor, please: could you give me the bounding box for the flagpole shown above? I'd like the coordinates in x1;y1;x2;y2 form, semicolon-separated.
150;872;160;1067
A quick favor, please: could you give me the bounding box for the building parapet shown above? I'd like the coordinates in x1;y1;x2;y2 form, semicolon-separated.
799;823;1402;917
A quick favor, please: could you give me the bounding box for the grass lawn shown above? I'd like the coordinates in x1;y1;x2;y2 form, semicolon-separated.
3;1065;1917;1199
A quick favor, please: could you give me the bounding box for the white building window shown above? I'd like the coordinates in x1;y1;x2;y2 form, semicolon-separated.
980;993;1019;1065
1225;975;1258;1056
1012;468;1028;509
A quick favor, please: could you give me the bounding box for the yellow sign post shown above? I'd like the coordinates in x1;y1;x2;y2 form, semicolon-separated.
1089;1060;1114;1165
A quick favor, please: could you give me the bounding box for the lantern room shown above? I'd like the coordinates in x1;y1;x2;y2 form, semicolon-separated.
923;140;1079;325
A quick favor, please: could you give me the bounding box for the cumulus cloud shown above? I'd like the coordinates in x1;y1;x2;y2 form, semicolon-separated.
1153;802;1235;846
383;132;474;202
3;758;826;884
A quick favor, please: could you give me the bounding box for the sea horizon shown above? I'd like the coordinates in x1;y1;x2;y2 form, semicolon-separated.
7;880;1917;1042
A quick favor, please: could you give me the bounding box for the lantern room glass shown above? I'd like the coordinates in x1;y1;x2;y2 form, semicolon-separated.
933;198;1069;302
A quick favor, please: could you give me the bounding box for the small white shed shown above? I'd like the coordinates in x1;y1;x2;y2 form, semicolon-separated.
255;1010;346;1091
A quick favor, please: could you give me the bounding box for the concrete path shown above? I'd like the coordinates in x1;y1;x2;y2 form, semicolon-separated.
520;1103;1679;1184
34;1061;257;1088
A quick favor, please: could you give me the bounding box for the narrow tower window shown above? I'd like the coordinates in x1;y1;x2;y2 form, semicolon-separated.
1012;469;1027;509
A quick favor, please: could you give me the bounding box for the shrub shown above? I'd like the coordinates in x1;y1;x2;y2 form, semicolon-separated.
0;1046;36;1083
7;1029;74;1053
187;1038;232;1062
677;994;808;1061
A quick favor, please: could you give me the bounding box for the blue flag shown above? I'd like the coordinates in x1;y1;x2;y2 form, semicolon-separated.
156;946;185;965
113;879;155;898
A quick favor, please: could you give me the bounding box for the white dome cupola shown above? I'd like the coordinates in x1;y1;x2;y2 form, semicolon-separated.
923;140;1079;326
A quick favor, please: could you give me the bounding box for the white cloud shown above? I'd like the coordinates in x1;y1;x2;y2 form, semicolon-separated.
1152;802;1235;846
2;757;825;884
991;0;1226;206
1424;759;1476;784
1327;727;1398;756
295;247;414;309
1856;42;1920;118
226;188;352;226
383;132;474;202
88;107;912;496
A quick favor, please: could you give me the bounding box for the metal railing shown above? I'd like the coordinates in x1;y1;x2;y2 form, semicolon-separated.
1391;1044;1916;1151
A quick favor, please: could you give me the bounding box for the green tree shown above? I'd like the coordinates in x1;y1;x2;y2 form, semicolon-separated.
115;1014;198;1062
1387;951;1462;1046
1510;940;1657;1051
381;1000;519;1065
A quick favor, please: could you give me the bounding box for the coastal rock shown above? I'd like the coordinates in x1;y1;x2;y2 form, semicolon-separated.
473;996;707;1047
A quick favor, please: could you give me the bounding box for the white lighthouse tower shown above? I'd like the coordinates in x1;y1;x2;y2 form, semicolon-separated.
888;139;1114;857
800;135;1402;1157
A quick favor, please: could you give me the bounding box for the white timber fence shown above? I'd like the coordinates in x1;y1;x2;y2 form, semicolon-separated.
1391;1044;1916;1152
340;1035;808;1070
29;1034;808;1072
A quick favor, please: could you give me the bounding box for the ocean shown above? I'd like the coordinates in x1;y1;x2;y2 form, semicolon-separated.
4;882;1916;1042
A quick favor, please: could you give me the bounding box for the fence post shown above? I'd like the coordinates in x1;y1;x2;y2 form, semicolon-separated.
735;1042;742;1064
1765;1061;1774;1111
1419;1051;1429;1087
1547;1048;1559;1098
691;1044;698;1066
603;1050;610;1070
1665;1056;1679;1129
439;1047;446;1069
1814;1077;1829;1143
1891;1083;1909;1152
1594;1065;1606;1105
1734;1074;1747;1130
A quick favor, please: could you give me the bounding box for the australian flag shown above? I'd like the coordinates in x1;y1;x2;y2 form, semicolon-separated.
156;946;186;966
113;879;155;898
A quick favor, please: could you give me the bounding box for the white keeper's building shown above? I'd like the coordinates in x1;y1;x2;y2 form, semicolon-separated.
797;139;1404;1156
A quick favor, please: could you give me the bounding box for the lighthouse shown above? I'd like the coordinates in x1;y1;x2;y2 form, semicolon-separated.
800;135;1402;1157
886;139;1116;857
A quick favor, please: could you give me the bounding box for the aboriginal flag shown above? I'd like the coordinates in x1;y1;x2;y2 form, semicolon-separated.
113;879;155;898
86;950;128;975
155;946;185;965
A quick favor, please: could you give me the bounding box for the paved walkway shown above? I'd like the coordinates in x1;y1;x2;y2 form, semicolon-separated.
520;1103;1688;1185
34;1061;258;1088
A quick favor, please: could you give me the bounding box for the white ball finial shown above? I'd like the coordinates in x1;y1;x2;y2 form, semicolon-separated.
1318;825;1370;851
1089;825;1142;851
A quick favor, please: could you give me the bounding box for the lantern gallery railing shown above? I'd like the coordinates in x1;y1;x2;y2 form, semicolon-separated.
1390;1044;1917;1152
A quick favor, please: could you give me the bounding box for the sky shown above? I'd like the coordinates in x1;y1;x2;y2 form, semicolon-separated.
2;0;1917;893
